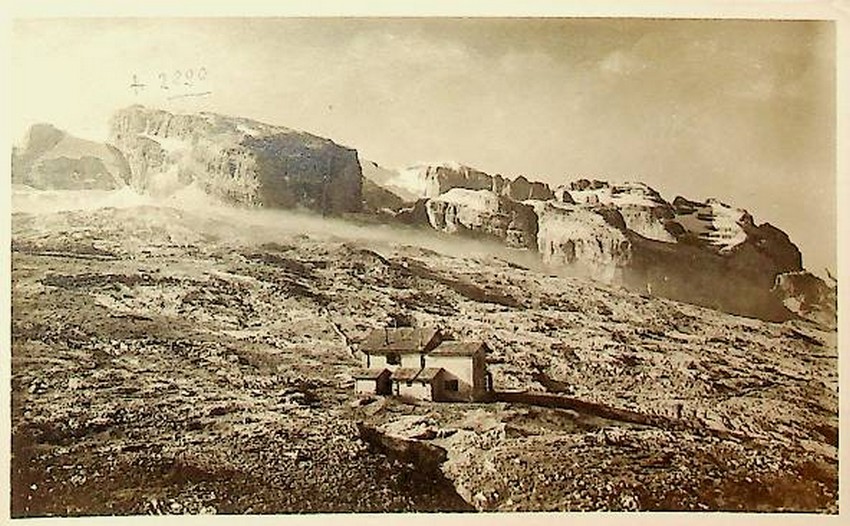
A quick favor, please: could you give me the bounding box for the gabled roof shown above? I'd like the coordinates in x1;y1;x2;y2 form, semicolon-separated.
429;341;488;357
415;367;444;381
352;368;390;380
361;327;442;354
390;367;445;383
389;368;423;382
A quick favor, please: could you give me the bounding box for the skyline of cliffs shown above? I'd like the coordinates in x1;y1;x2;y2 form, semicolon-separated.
11;109;835;325
11;18;836;278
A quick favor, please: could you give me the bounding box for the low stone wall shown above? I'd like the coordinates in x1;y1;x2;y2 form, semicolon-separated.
493;391;748;441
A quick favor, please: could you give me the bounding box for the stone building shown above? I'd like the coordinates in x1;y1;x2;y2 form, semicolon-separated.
357;327;493;402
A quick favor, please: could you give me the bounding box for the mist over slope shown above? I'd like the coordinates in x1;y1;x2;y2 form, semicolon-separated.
10;107;836;326
10;185;549;274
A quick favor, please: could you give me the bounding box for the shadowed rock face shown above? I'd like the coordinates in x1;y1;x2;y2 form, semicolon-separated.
109;106;362;214
773;271;837;328
493;175;555;201
242;133;362;213
415;189;539;250
12;124;130;190
624;234;798;322
740;221;803;276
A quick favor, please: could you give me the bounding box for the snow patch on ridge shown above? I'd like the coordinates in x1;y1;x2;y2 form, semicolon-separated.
385;166;431;200
139;133;190;155
569;182;661;208
432;188;499;211
674;199;748;250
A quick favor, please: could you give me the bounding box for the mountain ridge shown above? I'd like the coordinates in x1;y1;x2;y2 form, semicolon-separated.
11;108;834;326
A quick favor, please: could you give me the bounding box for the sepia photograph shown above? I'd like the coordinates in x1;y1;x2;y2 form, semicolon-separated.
6;4;843;520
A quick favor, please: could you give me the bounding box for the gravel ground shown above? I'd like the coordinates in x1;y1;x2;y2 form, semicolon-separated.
11;204;838;515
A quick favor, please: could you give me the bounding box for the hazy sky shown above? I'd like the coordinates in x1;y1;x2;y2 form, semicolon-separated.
11;18;836;273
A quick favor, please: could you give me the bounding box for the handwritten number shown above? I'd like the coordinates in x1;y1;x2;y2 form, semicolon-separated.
146;68;208;93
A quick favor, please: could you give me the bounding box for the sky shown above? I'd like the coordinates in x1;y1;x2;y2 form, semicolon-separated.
11;17;836;274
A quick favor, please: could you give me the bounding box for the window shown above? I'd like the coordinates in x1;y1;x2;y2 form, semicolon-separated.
386;353;400;365
444;379;458;392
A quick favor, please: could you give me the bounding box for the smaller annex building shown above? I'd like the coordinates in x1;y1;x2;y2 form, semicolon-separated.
353;368;392;396
355;327;493;402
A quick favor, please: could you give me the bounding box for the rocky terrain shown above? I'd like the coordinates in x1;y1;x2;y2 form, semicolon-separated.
10;192;838;515
397;189;540;250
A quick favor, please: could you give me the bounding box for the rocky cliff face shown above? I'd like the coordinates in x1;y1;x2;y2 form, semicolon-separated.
397;189;538;250
623;234;797;322
494;175;555;201
12;124;130;190
109;106;363;214
531;202;631;281
364;161;554;204
772;272;837;328
565;180;678;242
420;163;494;198
382;167;813;322
366;162;493;202
15;111;821;323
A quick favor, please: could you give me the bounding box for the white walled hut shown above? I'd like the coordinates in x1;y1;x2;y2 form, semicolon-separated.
353;368;392;396
353;327;494;402
390;367;446;401
424;341;492;402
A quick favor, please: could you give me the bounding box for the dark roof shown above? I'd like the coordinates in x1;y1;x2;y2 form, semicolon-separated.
361;327;441;354
389;368;422;382
352;368;390;380
430;341;488;357
416;367;444;381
